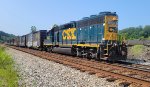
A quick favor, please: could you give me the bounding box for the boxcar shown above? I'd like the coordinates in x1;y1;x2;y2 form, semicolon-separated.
32;30;47;49
10;39;15;45
26;33;33;48
14;36;20;46
19;35;26;47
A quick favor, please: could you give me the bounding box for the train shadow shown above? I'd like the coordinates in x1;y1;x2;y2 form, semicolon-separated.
118;59;147;65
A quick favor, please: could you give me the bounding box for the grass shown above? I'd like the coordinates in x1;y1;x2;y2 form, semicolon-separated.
0;45;18;87
131;45;144;56
148;36;150;40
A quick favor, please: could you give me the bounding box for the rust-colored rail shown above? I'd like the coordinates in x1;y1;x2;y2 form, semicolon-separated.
9;46;150;87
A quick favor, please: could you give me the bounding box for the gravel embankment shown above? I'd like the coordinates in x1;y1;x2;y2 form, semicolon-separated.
127;46;150;65
6;48;119;87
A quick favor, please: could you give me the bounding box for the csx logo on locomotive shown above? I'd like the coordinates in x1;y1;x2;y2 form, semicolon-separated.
62;28;76;40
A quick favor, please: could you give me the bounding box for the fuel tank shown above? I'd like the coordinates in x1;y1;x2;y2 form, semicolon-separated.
52;47;72;55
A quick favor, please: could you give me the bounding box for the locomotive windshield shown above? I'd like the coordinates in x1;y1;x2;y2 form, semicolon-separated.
108;20;118;25
109;27;117;33
108;17;118;33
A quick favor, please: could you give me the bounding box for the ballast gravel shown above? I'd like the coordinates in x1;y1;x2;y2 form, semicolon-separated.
6;48;119;87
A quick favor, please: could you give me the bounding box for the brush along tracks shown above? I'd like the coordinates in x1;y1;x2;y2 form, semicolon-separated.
10;46;150;87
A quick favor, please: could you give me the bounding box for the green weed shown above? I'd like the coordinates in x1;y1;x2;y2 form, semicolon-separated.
0;46;18;87
131;45;144;56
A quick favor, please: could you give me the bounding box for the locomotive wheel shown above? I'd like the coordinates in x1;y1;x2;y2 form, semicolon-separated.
108;49;116;62
71;47;77;56
95;53;100;61
87;52;92;59
47;47;50;52
121;50;127;60
47;46;53;53
87;49;94;59
76;48;81;57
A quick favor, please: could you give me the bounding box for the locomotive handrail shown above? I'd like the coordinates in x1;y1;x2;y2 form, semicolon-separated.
105;33;113;54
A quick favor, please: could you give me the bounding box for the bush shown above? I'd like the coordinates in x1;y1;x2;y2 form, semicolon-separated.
131;45;144;56
0;46;18;87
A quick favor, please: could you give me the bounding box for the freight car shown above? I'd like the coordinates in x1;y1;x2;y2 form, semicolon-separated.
32;30;47;49
26;33;33;48
19;35;26;47
14;36;20;46
43;11;127;61
6;39;14;45
10;30;47;50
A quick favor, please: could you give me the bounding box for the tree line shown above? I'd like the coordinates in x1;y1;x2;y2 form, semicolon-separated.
0;31;16;42
119;25;150;40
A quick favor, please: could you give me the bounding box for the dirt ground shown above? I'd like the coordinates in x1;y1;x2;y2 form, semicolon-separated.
127;45;150;62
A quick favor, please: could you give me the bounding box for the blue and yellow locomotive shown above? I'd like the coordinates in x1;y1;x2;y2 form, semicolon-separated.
44;11;127;61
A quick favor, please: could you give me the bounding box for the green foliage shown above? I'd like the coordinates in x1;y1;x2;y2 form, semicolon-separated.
0;46;18;87
52;24;59;28
130;45;144;56
0;31;16;43
143;25;150;38
31;26;37;33
119;25;150;40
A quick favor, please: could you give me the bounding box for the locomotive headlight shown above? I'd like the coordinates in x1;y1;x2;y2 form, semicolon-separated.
103;23;105;26
114;43;117;46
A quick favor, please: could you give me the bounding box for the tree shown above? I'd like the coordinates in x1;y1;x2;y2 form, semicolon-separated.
119;25;150;40
31;26;37;33
143;25;150;38
52;24;59;29
0;31;16;42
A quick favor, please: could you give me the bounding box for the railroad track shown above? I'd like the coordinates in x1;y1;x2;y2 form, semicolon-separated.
9;46;150;87
115;62;150;72
108;60;150;73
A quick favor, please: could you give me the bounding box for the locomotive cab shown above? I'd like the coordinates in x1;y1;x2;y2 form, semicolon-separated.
101;14;127;61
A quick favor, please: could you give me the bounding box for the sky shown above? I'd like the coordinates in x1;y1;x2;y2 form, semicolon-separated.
0;0;150;36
